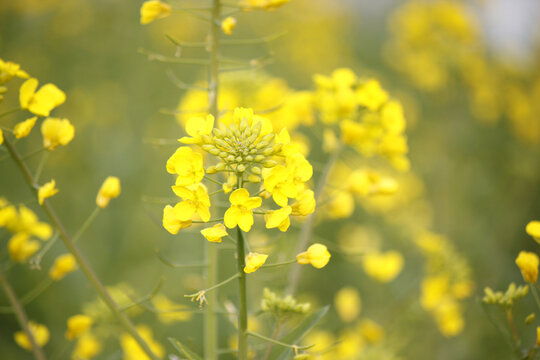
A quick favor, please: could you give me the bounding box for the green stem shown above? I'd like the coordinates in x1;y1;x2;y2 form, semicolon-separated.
260;259;297;269
247;331;313;350
3;136;161;360
73;207;101;243
0;266;47;360
34;151;49;184
185;272;240;299
0;107;20;119
531;284;540;312
236;226;249;360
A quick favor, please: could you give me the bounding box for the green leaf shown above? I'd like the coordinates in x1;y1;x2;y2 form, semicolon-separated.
168;337;203;360
269;305;330;360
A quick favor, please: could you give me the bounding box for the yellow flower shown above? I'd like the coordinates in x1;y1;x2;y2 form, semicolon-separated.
41;117;75;150
290;189;315;216
286;153;313;191
49;253;78;281
361;251;404;282
0;58;29;84
516;251;539;283
244;252;268;273
356;79;388;111
537;327;540;346
265;206;291;232
19;78;65;116
526;221;540;243
381;100;406;134
201;223;228;243
178;114;214;145
325;190;354;219
121;325;164;360
334;287;361;323
72;333;102;360
340;119;365;145
0;128;3;145
296;243;331;269
241;0;290;11
420;275;449;310
263;165;297;207
10;205;52;240
171;183;211;222
65;314;93;340
9;233;40;262
38;179;59;205
224;189;262;232
167;147;204;186
152;294;193;324
358;319;385;344
96;176;121;208
140;0;171;25
221;17;237;35
434;300;464;337
14;321;50;351
13;117;37;139
162;204;192;234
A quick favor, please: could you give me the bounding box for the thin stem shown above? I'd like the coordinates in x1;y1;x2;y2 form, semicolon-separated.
155;251;208;268
22;147;47;161
0;108;20;119
204;175;224;186
3;136;161;360
192;217;224;223
287;143;342;295
260;259;297;269
34;151;49;183
263;319;282;360
506;307;521;349
0;266;47;360
531;284;540;312
236;225;249;360
209;189;224;196
72;207;101;243
29;232;59;270
185;273;240;300
247;331;313;350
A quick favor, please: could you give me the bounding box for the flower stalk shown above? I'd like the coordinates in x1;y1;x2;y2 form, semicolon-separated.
236;226;249;360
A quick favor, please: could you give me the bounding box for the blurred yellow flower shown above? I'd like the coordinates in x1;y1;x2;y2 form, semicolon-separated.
72;333;102;360
221;17;237;35
244;252;268;273
49;253;78;281
335;286;361;323
167;147;204;186
434;300;464;337
201;223;228;243
65;314;93;340
290;189;315;216
516;251;539;283
140;0;171;25
265;206;291;232
326;190;354;219
241;0;290;11
162;204;192;234
41;117;75;150
38;179;59;205
171;184;211;222
14;321;50;351
96;176;121;208
263;165;297;207
19;78;65;117
526;221;540;243
13;117;37;139
224;189;262;232
361;251;404;282
178;114;214;145
152;294;193;324
0;129;3;144
358;318;385;343
0;58;29;84
356;79;388;111
121;325;164;360
9;233;40;262
296;243;331;269
537;327;540;346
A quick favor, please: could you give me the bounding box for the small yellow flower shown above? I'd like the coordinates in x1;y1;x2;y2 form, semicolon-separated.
179;114;214;145
516;251;539;283
241;0;290;11
96;176;121;208
162;204;192;234
72;332;102;360
13;117;37;139
290;189;315;216
14;321;50;351
41;117;75;150
358;318;385;343
19;78;65;117
11;205;52;240
381;100;406;134
8;233;40;262
362;251;404;283
49;253;78;281
221;17;237;35
152;294;193;324
356;79;388;111
167;147;204;186
537;327;540;346
244;252;268;273
120;325;164;360
296;243;331;269
334;286;361;323
65;314;93;340
38;179;59;205
224;189;262;232
264;206;291;232
140;0;171;25
0;128;3;145
171;183;211;222
526;221;540;243
263;165;297;207
201;223;228;243
0;58;29;84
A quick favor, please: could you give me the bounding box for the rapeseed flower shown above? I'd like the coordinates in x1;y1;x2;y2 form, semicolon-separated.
152;294;193;324
38;179;59;205
41;117;75;150
264;206;291;232
19;78;65;117
296;243;331;269
516;251;539;283
334;286;361;323
166;147;204;186
121;325;164;360
526;221;540;243
221;17;237;35
13;117;37;139
9;233;40;262
72;333;102;360
140;0;171;25
49;254;78;281
171;183;211;222
65;315;93;340
244;252;268;273
96;176;121;208
162;204;192;234
361;251;404;282
224;189;261;232
14;321;49;351
201;223;228;243
0;58;29;84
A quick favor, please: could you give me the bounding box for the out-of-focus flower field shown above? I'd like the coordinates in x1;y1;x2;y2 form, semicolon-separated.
1;0;540;359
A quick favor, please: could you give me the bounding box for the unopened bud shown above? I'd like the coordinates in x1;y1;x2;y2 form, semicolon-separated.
206;166;217;174
255;155;265;162
248;174;261;183
263;160;277;168
237;164;246;173
251;166;262;175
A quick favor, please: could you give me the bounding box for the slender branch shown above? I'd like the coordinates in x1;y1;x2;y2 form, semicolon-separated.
34;152;49;183
531;284;540;312
3;136;161;360
236;226;249;360
0;108;20;119
185;272;240;305
247;331;313;351
221;31;287;45
155;251;208;268
204;175;225;186
260;259;296;269
0;266;47;360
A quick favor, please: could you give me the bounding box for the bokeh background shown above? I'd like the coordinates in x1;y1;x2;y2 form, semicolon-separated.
2;0;540;359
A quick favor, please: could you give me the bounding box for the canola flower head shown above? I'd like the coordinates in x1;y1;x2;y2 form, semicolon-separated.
96;176;121;208
221;17;237;35
41;117;75;150
167;146;204;186
19;78;65;117
72;332;102;360
171;183;211;222
244;252;268;273
526;221;540;243
296;243;331;269
201;223;228;243
14;321;50;351
264;205;291;232
65;314;93;340
13;117;37;139
9;233;40;263
482;283;529;307
516;251;539;283
38;179;59;205
140;0;171;25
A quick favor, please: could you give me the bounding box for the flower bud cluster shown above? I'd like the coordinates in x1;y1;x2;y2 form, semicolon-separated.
260;288;311;316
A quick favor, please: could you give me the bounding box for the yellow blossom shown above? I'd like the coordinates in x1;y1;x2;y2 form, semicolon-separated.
263;165;297;207
167;147;204;186
381;100;406;134
121;325;164;360
290;189;315;216
96;176;121;208
244;252;268;273
201;223;228;243
356;79;388;111
19;78;65;116
537;327;540;346
224;189;262;232
9;233;40;262
361;251;404;282
72;333;102;360
152;294;193;324
286;153;313;191
516;251;539;283
434;300;464;337
171;183;211;222
41;117;75;150
0;128;3;145
14;321;50;351
296;243;331;269
0;58;29;84
162;204;192;234
38;179;59;205
65;314;93;340
334;286;361;323
178;114;214;145
358;318;385;343
13;117;37;139
326;190;354;219
420;275;449;310
140;0;171;25
265;206;291;232
11;205;53;240
526;221;540;243
49;254;78;281
241;0;290;11
221;17;237;35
